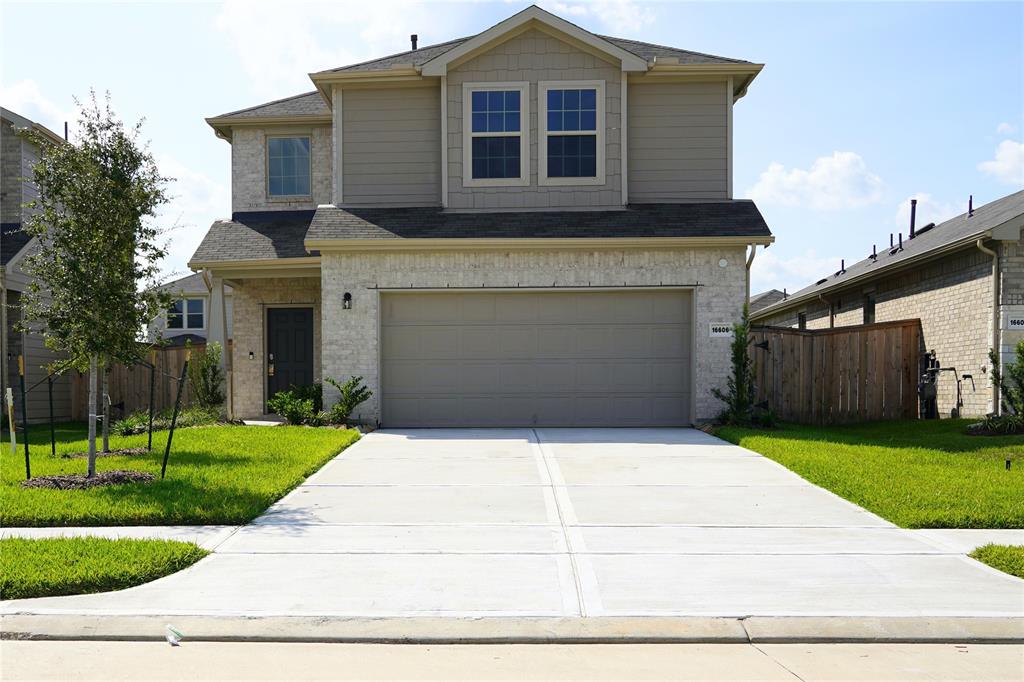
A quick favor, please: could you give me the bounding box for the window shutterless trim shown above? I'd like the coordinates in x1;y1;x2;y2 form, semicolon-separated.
166;297;206;331
265;133;313;200
461;82;530;188
538;80;605;187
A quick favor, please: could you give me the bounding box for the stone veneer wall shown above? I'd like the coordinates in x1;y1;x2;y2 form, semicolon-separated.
231;126;332;213
757;246;995;417
320;246;747;425
230;277;321;418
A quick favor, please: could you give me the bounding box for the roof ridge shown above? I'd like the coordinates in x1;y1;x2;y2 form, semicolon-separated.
212;90;322;119
326;36;470;72
598;34;750;64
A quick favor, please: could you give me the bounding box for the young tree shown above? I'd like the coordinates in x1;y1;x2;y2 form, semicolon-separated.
19;92;171;476
712;305;755;424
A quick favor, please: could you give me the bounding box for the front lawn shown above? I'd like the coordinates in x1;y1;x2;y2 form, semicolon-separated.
714;419;1024;528
970;544;1024;579
0;537;207;600
1;424;359;526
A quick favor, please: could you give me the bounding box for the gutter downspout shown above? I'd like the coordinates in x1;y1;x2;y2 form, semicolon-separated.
976;238;1000;414
819;294;833;328
745;244;757;306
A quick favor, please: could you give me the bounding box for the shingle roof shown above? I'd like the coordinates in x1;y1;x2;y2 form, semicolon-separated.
157;272;233;295
749;289;785;312
1;223;32;266
754;190;1024;318
307;202;771;241
210;91;329;120
189;211;317;265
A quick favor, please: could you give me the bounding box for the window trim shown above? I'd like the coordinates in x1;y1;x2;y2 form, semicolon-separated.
166;297;206;331
461;82;530;188
538;80;605;187
266;134;313;200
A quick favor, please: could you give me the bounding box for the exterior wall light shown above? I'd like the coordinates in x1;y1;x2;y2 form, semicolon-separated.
342;292;353;310
248;351;255;360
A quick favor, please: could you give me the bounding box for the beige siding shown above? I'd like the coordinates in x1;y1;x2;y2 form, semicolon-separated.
231;126;332;213
446;28;623;209
341;86;441;206
628;81;729;201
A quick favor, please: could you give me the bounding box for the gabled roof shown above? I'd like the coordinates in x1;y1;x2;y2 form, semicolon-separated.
752;190;1024;319
157;272;234;296
749;289;786;312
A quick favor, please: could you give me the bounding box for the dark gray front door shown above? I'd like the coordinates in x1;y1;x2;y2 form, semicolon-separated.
267;308;314;401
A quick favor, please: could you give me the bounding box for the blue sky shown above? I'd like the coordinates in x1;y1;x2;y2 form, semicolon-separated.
2;1;1021;293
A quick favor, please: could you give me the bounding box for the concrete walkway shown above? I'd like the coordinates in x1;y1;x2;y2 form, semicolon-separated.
2;428;1022;632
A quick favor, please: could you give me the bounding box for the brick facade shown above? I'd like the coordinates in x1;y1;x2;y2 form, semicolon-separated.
231;126;332;213
319;246;747;425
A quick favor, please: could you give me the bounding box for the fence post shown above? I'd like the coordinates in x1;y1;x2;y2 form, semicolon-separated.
18;355;29;479
161;353;189;480
148;351;156;452
48;375;56;458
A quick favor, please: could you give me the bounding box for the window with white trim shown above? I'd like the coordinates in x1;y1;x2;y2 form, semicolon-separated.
167;298;205;330
462;82;529;187
267;136;311;197
539;81;605;186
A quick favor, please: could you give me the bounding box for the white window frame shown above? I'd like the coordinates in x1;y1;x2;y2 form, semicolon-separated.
462;82;530;188
166;297;206;331
266;134;312;200
538;80;605;187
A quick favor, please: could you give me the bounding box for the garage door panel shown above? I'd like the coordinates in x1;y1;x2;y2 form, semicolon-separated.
381;291;692;427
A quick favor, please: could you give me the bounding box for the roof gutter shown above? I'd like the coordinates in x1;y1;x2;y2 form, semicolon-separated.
976;237;1000;415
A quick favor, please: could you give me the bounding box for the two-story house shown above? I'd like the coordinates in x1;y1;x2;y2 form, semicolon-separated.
191;6;773;426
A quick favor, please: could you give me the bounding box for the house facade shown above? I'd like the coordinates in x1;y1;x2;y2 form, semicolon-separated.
752;191;1024;418
147;272;234;345
191;6;773;426
1;108;74;424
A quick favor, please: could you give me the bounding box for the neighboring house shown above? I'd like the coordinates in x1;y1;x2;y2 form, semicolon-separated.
749;288;785;313
147;272;234;345
1;108;74;424
191;5;773;425
752;190;1024;419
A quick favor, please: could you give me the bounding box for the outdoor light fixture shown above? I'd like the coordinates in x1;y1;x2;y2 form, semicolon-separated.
248;351;254;360
342;292;353;310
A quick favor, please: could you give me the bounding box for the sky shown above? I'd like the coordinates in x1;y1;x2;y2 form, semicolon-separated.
2;0;1022;294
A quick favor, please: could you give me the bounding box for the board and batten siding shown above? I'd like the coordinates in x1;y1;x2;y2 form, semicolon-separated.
340;86;442;206
445;28;623;210
627;81;729;201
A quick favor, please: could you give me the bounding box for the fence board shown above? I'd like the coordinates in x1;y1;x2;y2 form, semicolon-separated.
751;320;920;425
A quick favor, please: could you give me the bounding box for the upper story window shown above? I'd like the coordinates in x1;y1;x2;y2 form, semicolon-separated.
863;294;876;324
462;82;529;188
167;298;205;330
539;81;604;186
267;136;311;197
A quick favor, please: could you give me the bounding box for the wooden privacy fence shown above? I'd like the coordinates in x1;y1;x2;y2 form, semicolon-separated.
69;343;224;421
750;320;921;425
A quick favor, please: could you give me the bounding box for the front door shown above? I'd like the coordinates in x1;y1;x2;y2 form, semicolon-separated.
266;308;314;403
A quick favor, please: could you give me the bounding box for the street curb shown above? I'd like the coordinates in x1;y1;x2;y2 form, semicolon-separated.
2;615;1021;644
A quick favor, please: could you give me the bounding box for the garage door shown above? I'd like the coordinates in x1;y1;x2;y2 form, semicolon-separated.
380;290;692;427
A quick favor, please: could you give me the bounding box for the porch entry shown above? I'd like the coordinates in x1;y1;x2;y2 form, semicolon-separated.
266;307;314;402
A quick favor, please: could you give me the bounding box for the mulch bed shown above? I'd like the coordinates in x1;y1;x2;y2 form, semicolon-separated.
21;470;156;490
61;447;150;459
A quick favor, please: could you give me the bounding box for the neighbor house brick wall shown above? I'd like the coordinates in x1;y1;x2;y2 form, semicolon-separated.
998;240;1024;374
321;246;747;425
756;246;994;417
229;277;321;418
231;126;332;213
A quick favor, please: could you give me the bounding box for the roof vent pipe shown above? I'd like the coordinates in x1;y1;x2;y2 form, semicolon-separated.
909;198;917;238
410;34;418;50
969;194;974;217
898;232;903;250
890;233;894;248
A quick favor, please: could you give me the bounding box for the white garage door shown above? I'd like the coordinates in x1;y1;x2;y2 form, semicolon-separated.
380;290;692;427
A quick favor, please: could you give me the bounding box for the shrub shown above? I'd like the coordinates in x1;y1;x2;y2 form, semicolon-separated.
266;390;317;426
966;413;1024;436
186;341;225;409
990;341;1024;415
111;405;221;436
325;376;372;425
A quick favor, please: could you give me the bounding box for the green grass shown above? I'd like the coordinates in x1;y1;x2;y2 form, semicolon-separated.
970;544;1024;579
714;419;1024;529
0;537;209;600
1;423;359;526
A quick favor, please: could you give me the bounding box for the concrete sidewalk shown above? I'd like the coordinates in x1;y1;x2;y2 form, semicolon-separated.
2;428;1022;641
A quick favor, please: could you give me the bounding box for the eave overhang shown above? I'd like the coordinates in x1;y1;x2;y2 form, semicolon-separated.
306;235;774;253
205;114;334;142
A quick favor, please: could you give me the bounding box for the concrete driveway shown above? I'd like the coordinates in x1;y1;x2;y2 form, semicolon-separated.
3;428;1023;623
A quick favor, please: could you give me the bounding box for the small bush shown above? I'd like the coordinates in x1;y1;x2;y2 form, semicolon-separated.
186;341;225;409
965;413;1024;436
325;376;372;425
111;405;221;436
266;390;317;426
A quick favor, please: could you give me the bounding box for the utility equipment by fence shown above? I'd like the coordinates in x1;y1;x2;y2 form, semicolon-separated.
750;320;921;424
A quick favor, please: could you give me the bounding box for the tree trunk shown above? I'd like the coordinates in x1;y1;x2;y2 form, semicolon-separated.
87;355;98;477
101;369;110;453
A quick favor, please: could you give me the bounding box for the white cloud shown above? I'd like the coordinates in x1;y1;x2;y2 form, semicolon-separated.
997;122;1018;136
746;152;884;210
546;0;656;32
894;193;963;230
750;248;846;296
0;79;76;138
214;1;466;97
978;140;1024;186
154;155;230;281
